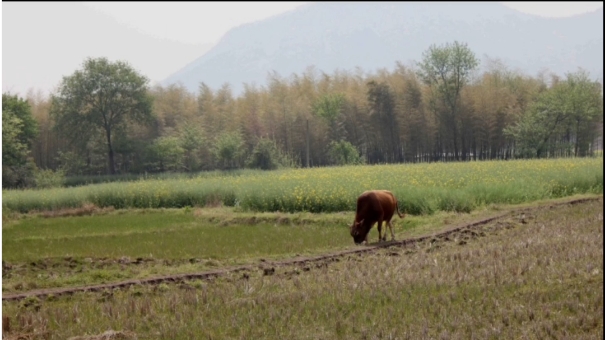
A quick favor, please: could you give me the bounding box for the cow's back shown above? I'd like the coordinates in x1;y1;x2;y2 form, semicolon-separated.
355;191;384;222
357;190;396;217
374;190;397;220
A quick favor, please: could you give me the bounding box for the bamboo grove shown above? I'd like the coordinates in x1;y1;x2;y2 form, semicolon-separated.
3;42;603;186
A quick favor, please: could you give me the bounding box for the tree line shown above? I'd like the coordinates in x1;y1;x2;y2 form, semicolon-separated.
3;41;603;189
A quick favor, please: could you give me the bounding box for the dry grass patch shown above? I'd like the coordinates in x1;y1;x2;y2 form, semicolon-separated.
38;203;115;218
67;330;137;340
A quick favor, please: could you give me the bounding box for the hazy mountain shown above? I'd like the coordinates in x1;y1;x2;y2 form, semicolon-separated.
2;3;213;96
162;2;603;96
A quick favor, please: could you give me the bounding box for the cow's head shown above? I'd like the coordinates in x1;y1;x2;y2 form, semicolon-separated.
349;219;367;245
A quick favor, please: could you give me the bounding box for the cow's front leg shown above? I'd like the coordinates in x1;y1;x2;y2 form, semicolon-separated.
377;220;386;242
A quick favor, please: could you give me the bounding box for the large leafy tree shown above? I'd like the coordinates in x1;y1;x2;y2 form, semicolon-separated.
212;131;245;170
2;93;38;146
313;93;346;143
2;93;39;188
150;136;185;172
505;69;603;158
564;70;603;157
50;57;153;174
417;41;479;160
179;124;207;172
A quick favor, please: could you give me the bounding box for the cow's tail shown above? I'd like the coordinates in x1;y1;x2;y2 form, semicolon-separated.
396;200;405;219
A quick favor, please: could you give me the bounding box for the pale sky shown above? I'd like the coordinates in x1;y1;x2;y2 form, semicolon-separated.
1;2;603;98
82;2;309;45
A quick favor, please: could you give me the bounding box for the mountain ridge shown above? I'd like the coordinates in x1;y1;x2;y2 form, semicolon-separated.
162;2;603;95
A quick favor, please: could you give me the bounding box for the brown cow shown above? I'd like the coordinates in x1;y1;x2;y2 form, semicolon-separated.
349;190;405;245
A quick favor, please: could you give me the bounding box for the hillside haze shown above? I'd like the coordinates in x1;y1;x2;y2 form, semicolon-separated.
163;2;603;95
2;2;213;96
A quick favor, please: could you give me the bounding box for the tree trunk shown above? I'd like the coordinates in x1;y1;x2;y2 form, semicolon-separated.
306;119;310;168
106;128;116;175
574;118;581;157
452;125;459;161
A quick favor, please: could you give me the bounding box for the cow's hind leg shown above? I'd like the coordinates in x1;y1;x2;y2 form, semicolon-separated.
387;220;396;241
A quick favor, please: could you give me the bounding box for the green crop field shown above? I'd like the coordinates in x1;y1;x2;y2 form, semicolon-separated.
4;200;499;293
3;157;603;215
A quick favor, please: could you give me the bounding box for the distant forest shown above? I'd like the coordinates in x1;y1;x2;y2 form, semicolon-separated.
2;41;603;189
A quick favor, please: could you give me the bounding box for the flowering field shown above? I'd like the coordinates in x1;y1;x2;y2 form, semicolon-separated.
3;158;602;215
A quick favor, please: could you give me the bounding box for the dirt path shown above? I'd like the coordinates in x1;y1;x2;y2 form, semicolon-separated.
3;196;601;302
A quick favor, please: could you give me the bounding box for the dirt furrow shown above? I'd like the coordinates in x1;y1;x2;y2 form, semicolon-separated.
3;196;600;302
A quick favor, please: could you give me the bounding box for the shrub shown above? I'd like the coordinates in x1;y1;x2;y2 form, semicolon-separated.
34;168;66;189
328;140;364;165
246;138;280;170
